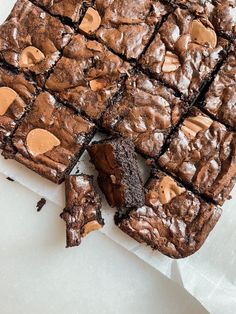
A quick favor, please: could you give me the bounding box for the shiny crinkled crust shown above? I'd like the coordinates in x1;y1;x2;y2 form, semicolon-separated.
2;92;95;184
102;73;185;158
95;0;169;59
0;0;73;79
158;107;236;206
204;53;236;130
140;8;228;100
0;66;36;146
117;170;222;259
32;0;91;22
46;34;130;121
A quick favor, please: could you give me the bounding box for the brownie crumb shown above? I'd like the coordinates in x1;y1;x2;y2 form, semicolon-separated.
36;198;46;212
6;177;14;182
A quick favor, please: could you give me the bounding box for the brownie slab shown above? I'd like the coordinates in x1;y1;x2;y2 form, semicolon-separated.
0;66;36;146
87;138;145;209
46;34;130;121
2;92;95;184
0;0;73;85
117;170;222;258
102;73;185;158
80;0;169;59
203;53;236;129
32;0;91;22
159;107;236;205
140;8;228;101
60;174;104;247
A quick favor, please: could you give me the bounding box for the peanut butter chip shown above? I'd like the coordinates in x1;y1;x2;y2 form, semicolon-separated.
82;221;102;237
162;51;181;73
190;20;217;48
159;177;185;205
79;8;101;34
0;87;17;115
19;46;45;68
26;128;60;156
90;79;106;91
181;115;213;139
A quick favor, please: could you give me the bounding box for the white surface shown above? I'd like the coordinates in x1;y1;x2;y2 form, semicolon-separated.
0;174;207;314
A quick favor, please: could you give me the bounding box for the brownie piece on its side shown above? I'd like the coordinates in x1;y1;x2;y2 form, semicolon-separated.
159;107;236;206
2;92;95;184
203;53;236;129
87;138;145;209
32;0;92;22
102;73;185;158
46;34;130;121
0;0;73;85
0;66;36;146
80;0;169;59
117;170;222;259
140;8;228;101
60;175;104;247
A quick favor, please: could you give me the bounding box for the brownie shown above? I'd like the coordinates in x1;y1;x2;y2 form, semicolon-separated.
159;107;236;206
2;92;95;184
60;174;104;247
117;170;222;259
140;8;228;101
102;73;185;158
79;0;169;59
167;0;214;14
45;34;130;121
0;0;73;85
203;53;236;129
0;66;36;146
32;0;92;22
87;137;145;209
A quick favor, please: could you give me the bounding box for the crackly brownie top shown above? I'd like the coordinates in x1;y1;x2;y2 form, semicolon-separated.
60;174;104;247
84;0;169;59
159;107;236;205
118;170;222;258
46;34;130;120
88;137;145;209
102;73;185;157
204;53;236;129
170;0;214;14
140;8;228;99
0;0;73;76
11;92;94;183
0;66;36;144
32;0;91;22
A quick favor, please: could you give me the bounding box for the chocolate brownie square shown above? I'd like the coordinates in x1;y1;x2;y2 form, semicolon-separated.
32;0;92;22
159;107;236;205
140;8;228;101
60;174;104;247
203;53;236;129
87;137;145;209
117;170;222;258
102;73;185;158
0;0;73;85
0;66;36;146
78;0;169;59
2;92;95;184
45;34;130;121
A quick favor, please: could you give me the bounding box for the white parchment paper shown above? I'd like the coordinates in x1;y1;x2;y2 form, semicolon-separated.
1;135;236;314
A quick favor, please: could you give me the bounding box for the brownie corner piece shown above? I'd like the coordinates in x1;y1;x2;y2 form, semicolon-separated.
87;137;145;209
117;169;222;258
60;174;104;247
158;107;236;205
2;91;95;184
0;0;73;83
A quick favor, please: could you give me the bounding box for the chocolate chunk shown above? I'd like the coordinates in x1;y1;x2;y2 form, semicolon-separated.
159;107;236;206
87;138;145;209
60;174;104;247
2;92;95;184
117;170;222;258
36;198;46;212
